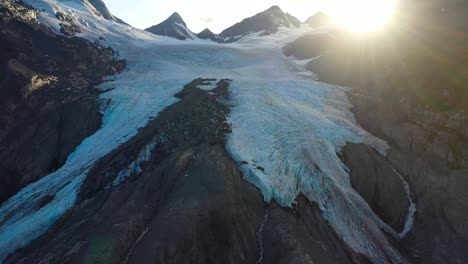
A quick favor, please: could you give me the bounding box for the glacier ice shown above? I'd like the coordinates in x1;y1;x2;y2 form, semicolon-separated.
0;1;415;263
225;79;407;263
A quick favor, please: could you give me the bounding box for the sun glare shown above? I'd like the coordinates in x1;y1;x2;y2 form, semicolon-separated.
326;0;396;32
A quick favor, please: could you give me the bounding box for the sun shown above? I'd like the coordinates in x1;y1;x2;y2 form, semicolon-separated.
326;0;396;32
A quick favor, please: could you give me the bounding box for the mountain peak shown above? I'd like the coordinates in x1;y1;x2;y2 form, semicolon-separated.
267;5;282;12
169;12;182;20
199;28;213;34
219;5;300;42
167;12;186;26
145;12;195;40
197;28;219;41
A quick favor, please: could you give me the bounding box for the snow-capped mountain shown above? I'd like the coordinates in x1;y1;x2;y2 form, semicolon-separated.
196;28;219;41
1;0;468;263
219;6;301;42
145;12;197;40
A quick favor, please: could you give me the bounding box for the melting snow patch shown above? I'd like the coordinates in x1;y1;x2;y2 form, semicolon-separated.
196;79;218;91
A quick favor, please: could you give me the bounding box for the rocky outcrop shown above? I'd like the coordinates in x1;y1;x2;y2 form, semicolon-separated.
347;88;468;264
341;143;409;232
262;198;358;264
219;6;300;43
7;79;359;264
145;12;196;40
6;79;263;263
0;0;125;204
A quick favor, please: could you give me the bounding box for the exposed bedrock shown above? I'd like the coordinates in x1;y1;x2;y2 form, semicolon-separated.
7;79;358;264
341;143;409;232
262;198;358;264
283;6;468;261
0;0;125;204
348;90;468;264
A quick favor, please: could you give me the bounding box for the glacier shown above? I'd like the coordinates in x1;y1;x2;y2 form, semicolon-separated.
0;1;415;263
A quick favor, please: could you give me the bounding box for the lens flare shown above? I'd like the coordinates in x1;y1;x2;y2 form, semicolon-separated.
326;0;396;32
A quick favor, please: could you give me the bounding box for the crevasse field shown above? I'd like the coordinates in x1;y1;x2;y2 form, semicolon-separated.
0;0;415;263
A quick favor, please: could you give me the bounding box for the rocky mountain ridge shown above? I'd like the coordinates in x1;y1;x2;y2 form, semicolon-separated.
145;12;196;40
0;0;125;204
145;6;305;42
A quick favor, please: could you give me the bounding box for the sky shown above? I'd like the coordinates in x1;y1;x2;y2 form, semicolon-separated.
104;0;327;33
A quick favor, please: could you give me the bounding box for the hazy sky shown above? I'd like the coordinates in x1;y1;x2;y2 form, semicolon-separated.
104;0;327;33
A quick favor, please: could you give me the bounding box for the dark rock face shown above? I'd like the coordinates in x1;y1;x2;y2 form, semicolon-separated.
7;79;359;264
7;79;263;264
288;1;468;262
342;143;409;232
347;88;468;264
219;6;300;42
283;34;334;59
0;0;124;204
305;12;331;27
55;11;81;36
146;12;195;40
196;28;218;41
262;198;358;264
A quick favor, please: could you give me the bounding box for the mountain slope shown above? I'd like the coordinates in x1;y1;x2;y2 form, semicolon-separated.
219;6;301;42
145;12;196;40
305;12;331;27
284;1;468;262
0;2;407;260
0;0;124;205
87;0;127;24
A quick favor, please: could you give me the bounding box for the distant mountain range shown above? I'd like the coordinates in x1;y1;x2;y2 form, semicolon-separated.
145;6;324;42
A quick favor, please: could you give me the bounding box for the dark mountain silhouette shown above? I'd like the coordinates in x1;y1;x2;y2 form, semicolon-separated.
145;12;196;40
197;28;219;41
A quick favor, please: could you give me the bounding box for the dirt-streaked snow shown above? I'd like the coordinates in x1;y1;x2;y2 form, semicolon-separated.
0;1;414;263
